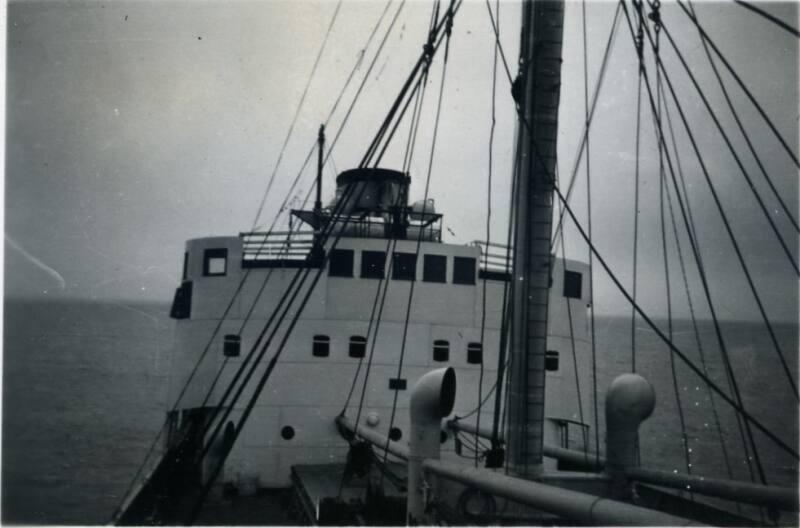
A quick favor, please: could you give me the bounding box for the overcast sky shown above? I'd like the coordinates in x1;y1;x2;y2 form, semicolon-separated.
5;0;798;322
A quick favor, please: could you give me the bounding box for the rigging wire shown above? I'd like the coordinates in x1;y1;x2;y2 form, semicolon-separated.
631;0;644;374
662;145;742;512
379;0;456;483
687;2;798;234
640;9;799;401
551;2;622;248
581;0;601;470
675;0;799;169
651;8;694;485
111;4;350;514
554;161;589;461
488;0;796;465
187;7;464;520
193;0;412;456
252;0;343;229
660;91;741;498
658;20;799;275
483;0;517;461
552;179;798;461
619;0;772;483
474;0;500;470
732;0;800;38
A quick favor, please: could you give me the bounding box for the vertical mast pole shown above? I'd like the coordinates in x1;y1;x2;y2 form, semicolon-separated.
315;124;325;213
506;0;565;478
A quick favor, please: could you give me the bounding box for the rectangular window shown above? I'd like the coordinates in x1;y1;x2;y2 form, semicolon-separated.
433;340;449;362
329;249;354;277
453;257;476;285
361;251;386;279
203;248;228;277
467;342;483;364
392;252;417;281
312;335;330;357
182;252;189;280
224;334;241;358
389;378;407;391
349;336;367;358
423;255;447;283
546;350;559;371
563;270;583;299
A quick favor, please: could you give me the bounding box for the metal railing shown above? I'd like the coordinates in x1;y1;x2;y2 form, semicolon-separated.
240;230;315;262
472;240;512;274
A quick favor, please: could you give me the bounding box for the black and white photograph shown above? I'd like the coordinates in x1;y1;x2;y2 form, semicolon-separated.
3;0;798;525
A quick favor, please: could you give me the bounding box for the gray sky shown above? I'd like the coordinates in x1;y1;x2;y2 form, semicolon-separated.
5;0;798;322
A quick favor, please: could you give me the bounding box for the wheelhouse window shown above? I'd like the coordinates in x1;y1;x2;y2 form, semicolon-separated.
392;252;417;281
433;340;449;362
423;255;447;283
467;342;483;364
349;336;367;358
203;248;228;277
223;334;241;358
563;270;583;299
312;335;330;357
329;249;354;277
361;251;386;279
453;257;476;285
546;350;559;371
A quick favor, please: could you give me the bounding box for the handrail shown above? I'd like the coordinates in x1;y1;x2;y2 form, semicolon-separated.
447;418;797;512
447;419;605;471
626;466;799;512
422;459;703;526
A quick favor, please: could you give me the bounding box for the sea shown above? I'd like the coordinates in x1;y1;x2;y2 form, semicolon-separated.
2;298;798;524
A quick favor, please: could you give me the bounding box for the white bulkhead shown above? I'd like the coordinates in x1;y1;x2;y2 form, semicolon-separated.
166;231;592;487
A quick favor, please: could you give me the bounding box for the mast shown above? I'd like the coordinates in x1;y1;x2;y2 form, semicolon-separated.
506;0;565;478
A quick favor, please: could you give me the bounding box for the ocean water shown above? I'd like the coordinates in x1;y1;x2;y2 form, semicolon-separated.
2;298;797;524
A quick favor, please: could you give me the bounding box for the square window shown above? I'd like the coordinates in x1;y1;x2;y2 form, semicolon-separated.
433;340;449;362
224;334;241;358
361;251;386;279
349;336;367;358
203;248;228;277
467;342;483;364
423;255;447;283
453;257;476;285
546;350;559;371
563;270;582;299
392;252;417;281
313;335;330;357
329;249;354;277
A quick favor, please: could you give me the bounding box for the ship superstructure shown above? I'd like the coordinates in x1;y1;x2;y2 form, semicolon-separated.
165;165;592;490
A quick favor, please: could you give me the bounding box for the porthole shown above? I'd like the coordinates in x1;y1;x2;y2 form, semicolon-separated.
389;427;402;441
281;425;295;440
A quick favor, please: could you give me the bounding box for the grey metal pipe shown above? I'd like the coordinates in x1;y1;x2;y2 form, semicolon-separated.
335;415;409;460
626;466;799;512
408;368;456;524
447;419;605;471
422;459;704;526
